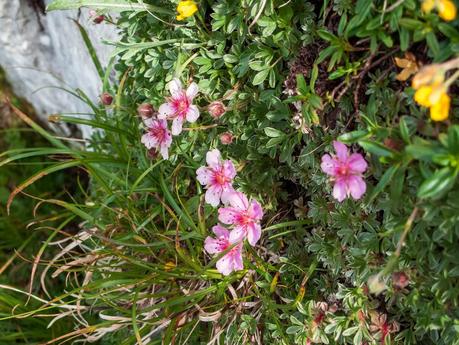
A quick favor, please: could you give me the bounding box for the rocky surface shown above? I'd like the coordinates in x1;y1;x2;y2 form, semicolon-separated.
0;0;118;137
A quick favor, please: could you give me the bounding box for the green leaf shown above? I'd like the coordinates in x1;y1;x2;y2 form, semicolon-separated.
426;32;440;57
252;69;270;86
399;116;411;143
264;127;285;138
358;140;396;158
47;0;172;14
399;18;424;30
338;130;369;143
367;165;399;203
417;167;457;199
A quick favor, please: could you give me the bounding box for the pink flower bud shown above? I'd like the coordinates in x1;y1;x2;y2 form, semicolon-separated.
208;101;226;118
100;92;113;105
89;10;97;17
137;103;154;118
220;132;233;145
93;15;105;24
392;271;409;289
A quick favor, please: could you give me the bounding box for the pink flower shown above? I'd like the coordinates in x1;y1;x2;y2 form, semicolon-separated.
218;192;263;246
196;149;236;207
158;78;200;136
204;225;243;276
321;141;368;202
141;118;172;160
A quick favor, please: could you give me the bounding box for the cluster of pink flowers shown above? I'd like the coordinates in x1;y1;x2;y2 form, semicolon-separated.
321;141;368;202
141;78;200;159
198;149;263;276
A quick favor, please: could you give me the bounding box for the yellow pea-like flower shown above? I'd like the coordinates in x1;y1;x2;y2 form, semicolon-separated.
430;92;451;121
414;86;434;107
176;1;198;21
438;0;457;21
422;0;436;12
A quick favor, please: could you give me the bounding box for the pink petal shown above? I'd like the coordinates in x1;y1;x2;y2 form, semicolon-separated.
212;225;229;239
186;82;199;100
231;247;244;271
229;226;246;243
227;191;249;210
171;117;183;136
347;175;366;200
169;78;183;98
141;133;158;149
196;167;211;185
158;102;175;119
206;149;221;168
332;180;347;202
321;154;337;175
221;185;235;204
216;255;233;276
222;160;236;179
218;207;238;225
205;185;222;207
143;117;155;128
248;200;263;220
204;237;224;254
247;223;261;246
186;104;200;123
348;153;368;173
159;143;169;160
333;141;349;161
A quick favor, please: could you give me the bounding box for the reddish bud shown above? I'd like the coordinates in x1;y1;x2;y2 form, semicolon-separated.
100;92;113;105
220;132;233;145
392;271;409;289
93;15;105;24
137;103;154;118
208;101;226;118
147;148;158;160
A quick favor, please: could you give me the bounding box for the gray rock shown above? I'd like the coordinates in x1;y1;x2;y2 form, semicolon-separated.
0;0;118;137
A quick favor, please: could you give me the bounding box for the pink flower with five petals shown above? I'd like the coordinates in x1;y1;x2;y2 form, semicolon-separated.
218;192;263;246
158;78;200;136
196;149;236;207
204;225;243;276
321;141;368;202
141;118;172;160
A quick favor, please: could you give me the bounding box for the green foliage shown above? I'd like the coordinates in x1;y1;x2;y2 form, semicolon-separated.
4;0;459;344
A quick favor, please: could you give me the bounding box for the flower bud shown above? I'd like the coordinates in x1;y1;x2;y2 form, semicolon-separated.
100;92;113;105
89;10;105;23
392;271;409;289
93;15;105;24
208;101;226;118
412;65;443;89
220;132;233;145
147;148;159;160
137;103;154;118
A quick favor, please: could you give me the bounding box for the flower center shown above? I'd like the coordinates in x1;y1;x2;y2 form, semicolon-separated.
173;95;189;116
151;126;166;142
336;164;350;176
214;171;228;185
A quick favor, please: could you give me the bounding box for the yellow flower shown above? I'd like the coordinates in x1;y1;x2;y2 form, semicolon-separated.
164;261;176;271
414;86;435;107
176;1;198;21
438;0;457;21
422;0;436;12
430;92;450;121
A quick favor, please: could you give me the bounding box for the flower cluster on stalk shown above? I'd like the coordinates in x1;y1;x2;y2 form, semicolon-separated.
141;78;200;159
197;149;263;276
